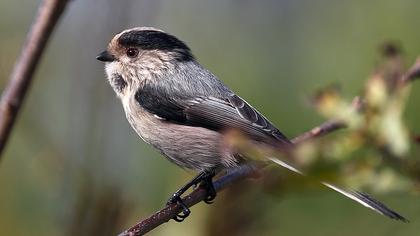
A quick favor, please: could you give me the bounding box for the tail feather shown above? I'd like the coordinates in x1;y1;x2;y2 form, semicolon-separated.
267;157;407;222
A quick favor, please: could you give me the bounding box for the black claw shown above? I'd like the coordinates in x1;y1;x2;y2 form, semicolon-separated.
173;200;191;222
204;187;216;204
204;196;215;204
201;176;217;204
173;215;185;222
167;196;191;222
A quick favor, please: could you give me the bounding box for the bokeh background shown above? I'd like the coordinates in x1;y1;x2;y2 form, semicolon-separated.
1;0;420;235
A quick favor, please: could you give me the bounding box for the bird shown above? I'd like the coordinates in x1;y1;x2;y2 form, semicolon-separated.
96;27;407;222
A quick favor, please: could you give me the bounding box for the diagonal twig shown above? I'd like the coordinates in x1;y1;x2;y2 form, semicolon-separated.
401;57;420;84
0;0;71;159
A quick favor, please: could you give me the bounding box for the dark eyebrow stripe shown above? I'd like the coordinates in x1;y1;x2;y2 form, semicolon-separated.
118;30;191;51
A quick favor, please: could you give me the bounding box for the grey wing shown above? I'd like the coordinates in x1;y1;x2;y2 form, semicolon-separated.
184;94;291;145
135;78;290;144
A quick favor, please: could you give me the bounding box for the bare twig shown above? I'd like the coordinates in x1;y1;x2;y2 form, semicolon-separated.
291;96;364;144
0;0;70;158
400;56;420;84
118;119;344;236
291;120;346;144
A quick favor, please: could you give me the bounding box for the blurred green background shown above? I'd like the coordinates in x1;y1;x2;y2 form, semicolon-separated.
1;0;420;235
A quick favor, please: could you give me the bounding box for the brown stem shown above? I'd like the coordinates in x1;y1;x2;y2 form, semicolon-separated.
401;56;420;84
291;120;346;144
0;0;70;158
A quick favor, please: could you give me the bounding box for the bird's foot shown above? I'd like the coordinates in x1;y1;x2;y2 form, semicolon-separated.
200;175;216;204
166;195;191;222
166;169;216;222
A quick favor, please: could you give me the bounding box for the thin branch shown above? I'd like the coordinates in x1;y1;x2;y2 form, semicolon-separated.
291;120;346;144
118;119;343;236
0;0;70;158
401;56;420;84
291;96;364;144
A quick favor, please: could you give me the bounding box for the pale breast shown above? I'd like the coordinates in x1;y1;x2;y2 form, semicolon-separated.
122;94;159;144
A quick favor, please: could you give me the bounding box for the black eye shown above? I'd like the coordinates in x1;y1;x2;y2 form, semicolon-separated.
126;48;139;58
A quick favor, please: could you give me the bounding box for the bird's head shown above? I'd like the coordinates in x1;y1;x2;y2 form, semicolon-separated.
96;27;194;97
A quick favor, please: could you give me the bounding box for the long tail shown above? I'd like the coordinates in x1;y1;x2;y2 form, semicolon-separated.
267;157;408;222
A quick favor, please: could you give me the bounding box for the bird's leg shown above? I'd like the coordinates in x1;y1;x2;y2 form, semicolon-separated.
166;169;216;222
199;170;216;204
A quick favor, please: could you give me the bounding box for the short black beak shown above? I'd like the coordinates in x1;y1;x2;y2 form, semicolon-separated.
96;50;115;62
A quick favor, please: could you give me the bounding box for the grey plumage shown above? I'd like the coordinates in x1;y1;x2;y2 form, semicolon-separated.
97;27;407;222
